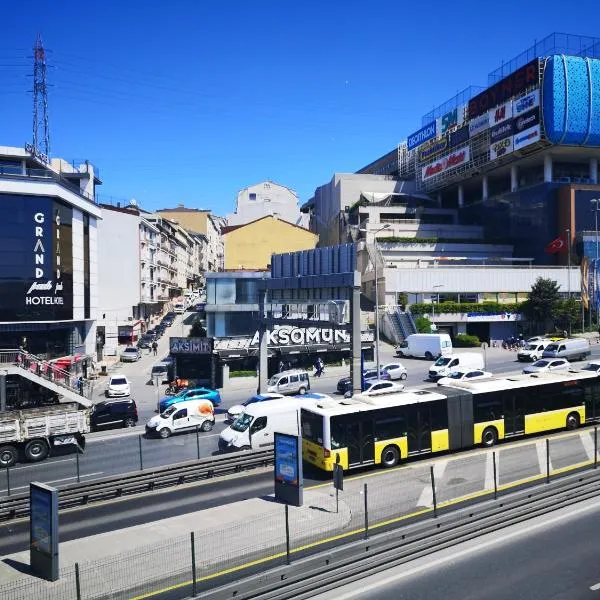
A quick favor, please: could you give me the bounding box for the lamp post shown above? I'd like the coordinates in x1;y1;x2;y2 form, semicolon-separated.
592;200;600;328
432;285;444;326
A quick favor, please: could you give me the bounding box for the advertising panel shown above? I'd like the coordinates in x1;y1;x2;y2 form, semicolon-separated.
419;137;448;161
488;100;513;127
441;108;458;135
407;121;437;151
513;108;540;133
169;337;212;354
468;58;540;119
513;125;541;150
421;146;470;181
469;113;489;137
274;432;303;507
30;482;59;581
513;89;540;115
489;120;515;143
490;136;514;160
449;125;470;148
0;196;73;322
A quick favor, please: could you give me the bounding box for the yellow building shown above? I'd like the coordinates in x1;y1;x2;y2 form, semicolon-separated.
156;204;212;235
223;216;318;270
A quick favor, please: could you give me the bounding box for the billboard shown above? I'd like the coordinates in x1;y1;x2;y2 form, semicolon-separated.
449;125;470;148
490;120;515;143
422;146;470;181
468;58;540;119
274;432;303;507
513;89;540;115
419;137;448;161
513;125;541;150
488;100;513;127
514;108;540;133
441;108;459;135
469;113;489;137
30;482;59;581
407;121;437;151
490;136;514;160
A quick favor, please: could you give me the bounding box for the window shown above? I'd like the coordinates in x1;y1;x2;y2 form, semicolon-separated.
173;409;188;420
473;394;503;423
249;193;257;200
279;377;288;385
430;400;448;430
290;375;298;383
466;371;482;378
301;410;324;444
374;417;406;441
250;416;267;434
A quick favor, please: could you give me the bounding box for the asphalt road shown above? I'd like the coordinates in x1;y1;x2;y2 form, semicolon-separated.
312;496;600;600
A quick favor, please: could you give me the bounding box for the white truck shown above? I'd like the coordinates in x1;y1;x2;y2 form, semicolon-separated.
0;403;89;467
396;334;453;360
218;394;331;452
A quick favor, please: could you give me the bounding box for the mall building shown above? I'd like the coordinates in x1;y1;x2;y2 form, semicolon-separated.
303;33;599;343
0;145;101;358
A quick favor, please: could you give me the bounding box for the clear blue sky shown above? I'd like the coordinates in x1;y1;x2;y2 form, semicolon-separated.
1;1;598;215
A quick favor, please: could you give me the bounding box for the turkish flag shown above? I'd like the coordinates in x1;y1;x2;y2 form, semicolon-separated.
545;232;568;254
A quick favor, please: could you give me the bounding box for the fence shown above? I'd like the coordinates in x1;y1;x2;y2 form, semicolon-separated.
1;426;599;599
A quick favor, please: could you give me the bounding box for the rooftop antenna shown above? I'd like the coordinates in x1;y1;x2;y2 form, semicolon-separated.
32;34;50;157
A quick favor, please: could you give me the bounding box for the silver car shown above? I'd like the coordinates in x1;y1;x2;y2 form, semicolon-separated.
522;358;569;374
120;346;142;362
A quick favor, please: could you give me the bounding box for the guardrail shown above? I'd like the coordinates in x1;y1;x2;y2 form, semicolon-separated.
0;449;273;522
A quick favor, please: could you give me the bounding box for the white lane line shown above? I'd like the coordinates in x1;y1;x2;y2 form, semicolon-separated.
484;451;497;490
0;471;104;494
12;457;74;471
580;431;597;462
535;440;552;475
417;460;447;507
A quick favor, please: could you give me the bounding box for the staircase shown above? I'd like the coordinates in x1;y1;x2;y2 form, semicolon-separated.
396;310;418;338
0;350;93;408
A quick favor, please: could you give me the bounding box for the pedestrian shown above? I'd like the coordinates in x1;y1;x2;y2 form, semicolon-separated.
77;375;84;396
152;340;158;356
278;360;285;373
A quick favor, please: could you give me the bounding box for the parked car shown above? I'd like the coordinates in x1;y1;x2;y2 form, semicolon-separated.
106;374;131;398
151;363;171;385
146;399;215;439
522;358;570;374
159;387;221;413
380;363;408;381
581;361;600;374
360;380;404;396
337;369;391;395
137;335;153;349
91;398;138;431
120;346;141;362
226;393;285;422
437;370;493;385
162;316;174;327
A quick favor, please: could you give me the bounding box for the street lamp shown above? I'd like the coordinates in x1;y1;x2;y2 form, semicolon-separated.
592;199;600;328
432;285;444;324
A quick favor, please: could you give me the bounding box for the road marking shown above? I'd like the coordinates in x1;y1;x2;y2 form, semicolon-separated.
591;583;600;591
580;431;597;462
0;471;103;494
536;440;552;475
484;451;497;490
417;460;447;507
12;457;74;471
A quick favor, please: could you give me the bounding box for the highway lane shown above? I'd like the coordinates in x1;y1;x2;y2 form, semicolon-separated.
312;496;600;600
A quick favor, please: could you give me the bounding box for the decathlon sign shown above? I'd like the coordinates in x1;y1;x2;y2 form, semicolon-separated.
421;146;470;181
407;121;437;151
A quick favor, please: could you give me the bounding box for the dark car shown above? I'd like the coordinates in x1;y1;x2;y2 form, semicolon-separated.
161;315;175;327
336;369;392;395
138;335;153;349
90;399;138;431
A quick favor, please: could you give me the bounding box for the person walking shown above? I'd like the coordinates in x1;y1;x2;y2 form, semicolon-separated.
152;340;158;356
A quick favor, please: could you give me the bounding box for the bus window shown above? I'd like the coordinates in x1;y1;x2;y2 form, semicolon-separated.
474;393;502;423
430;400;448;430
330;416;346;450
301;409;323;445
374;417;406;442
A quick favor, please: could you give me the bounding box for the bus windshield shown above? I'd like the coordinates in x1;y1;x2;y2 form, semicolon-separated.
434;357;451;366
231;413;253;432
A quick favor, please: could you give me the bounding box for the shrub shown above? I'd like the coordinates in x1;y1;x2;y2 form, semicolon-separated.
410;302;523;315
230;370;256;378
454;333;481;347
415;316;432;333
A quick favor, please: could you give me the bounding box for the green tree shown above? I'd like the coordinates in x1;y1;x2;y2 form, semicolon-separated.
415;316;432;333
189;321;207;338
553;298;581;333
521;277;561;333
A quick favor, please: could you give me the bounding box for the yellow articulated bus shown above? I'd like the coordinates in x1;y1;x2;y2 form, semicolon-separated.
300;370;600;471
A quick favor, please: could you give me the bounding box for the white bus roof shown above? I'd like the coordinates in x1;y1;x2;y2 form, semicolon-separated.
242;395;332;417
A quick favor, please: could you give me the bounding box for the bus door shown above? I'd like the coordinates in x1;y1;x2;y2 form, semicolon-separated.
406;405;432;454
346;418;375;466
504;392;525;436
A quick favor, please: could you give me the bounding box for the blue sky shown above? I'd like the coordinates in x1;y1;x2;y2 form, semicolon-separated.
1;1;598;215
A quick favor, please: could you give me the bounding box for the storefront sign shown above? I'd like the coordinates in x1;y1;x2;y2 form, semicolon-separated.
488;100;513;127
513;89;539;115
169;337;212;354
513;108;540;133
421;146;470;181
468;113;489;137
441;108;458;135
468;58;540;119
407;121;437;151
489;120;515;143
449;125;470;148
513;125;541;150
419;137;448;161
466;312;520;322
490;136;514;160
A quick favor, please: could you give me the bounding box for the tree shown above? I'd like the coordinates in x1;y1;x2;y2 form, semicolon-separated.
190;320;207;338
521;277;561;333
415;316;432;333
553;298;581;333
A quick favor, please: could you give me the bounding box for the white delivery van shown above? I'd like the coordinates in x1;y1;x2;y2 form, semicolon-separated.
267;369;311;395
517;339;553;362
145;399;215;438
542;338;591;362
219;394;331;452
396;334;452;360
428;352;485;380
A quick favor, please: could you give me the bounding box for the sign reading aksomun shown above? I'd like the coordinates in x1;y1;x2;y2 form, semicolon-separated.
422;146;470;181
250;326;350;347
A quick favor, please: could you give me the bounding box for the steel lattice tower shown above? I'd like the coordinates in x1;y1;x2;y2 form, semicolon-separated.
32;34;50;156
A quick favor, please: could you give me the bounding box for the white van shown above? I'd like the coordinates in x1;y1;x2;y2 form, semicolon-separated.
145;399;215;438
517;339;553;362
428;352;485;380
218;394;331;452
396;334;452;360
542;338;591;362
173;302;186;314
267;369;311;395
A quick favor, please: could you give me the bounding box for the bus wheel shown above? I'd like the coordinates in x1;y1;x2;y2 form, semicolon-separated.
24;439;49;462
482;427;498;448
381;445;400;468
566;413;580;430
0;445;18;468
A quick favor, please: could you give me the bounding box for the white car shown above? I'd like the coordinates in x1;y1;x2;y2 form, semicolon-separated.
360;380;405;396
581;361;600;374
437;370;493;385
381;363;408;381
226;393;284;422
522;358;570;374
106;374;131;398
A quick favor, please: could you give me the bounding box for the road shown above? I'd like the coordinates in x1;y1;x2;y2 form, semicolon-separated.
312;496;600;600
